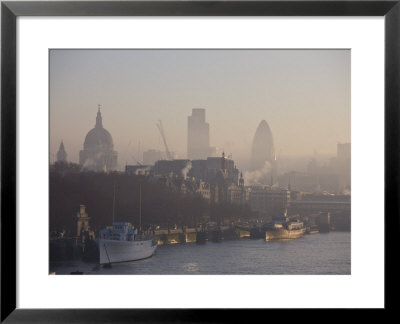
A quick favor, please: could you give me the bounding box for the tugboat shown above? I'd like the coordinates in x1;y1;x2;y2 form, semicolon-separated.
264;210;306;241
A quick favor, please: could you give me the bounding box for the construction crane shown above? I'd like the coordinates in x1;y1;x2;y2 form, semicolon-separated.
156;120;173;160
128;140;143;165
132;155;143;166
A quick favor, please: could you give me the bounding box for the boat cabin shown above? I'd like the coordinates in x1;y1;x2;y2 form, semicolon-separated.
287;220;304;230
101;222;138;241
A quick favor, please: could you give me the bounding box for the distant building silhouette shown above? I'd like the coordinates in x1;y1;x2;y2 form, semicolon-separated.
249;186;290;218
337;143;351;162
277;142;351;194
250;120;276;170
143;149;163;165
154;159;191;178
337;142;351;191
188;153;240;203
56;140;67;163
79;107;118;172
249;120;277;184
227;172;247;205
187;108;215;159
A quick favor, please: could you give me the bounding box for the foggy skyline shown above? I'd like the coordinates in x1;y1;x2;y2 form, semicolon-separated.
50;49;350;171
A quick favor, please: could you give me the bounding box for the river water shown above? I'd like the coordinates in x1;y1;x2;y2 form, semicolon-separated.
50;231;350;275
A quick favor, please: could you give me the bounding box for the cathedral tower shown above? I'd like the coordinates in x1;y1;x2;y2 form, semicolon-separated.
79;106;118;172
56;140;67;163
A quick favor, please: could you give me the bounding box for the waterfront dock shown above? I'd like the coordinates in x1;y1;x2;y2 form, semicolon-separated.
154;225;241;245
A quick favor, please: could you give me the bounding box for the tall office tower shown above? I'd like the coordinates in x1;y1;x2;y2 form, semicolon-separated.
337;143;351;162
250;120;276;173
187;108;211;159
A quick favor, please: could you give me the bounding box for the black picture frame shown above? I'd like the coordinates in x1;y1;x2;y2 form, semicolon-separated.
1;0;398;322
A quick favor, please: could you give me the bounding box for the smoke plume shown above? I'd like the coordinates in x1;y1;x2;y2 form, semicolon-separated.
181;161;192;180
243;161;272;186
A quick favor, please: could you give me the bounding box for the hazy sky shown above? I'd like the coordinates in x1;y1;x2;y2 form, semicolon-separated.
50;49;350;171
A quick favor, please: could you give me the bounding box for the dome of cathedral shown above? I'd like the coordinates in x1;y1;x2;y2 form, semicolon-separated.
83;109;114;150
84;127;114;150
79;107;118;172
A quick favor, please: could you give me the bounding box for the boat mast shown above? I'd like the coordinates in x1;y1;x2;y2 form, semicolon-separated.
139;184;142;232
112;183;116;224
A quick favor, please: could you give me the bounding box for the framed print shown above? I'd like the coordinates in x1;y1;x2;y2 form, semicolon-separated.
1;0;399;321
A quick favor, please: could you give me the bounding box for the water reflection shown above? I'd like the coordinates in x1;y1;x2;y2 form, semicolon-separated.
50;232;350;275
183;262;199;273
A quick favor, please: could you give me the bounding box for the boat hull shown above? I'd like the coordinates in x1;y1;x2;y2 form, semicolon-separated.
265;227;306;241
98;239;157;264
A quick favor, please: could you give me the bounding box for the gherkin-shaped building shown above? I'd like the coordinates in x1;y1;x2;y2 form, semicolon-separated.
250;120;276;173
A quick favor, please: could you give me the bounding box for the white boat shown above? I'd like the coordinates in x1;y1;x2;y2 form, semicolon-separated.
98;222;157;264
98;184;157;265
